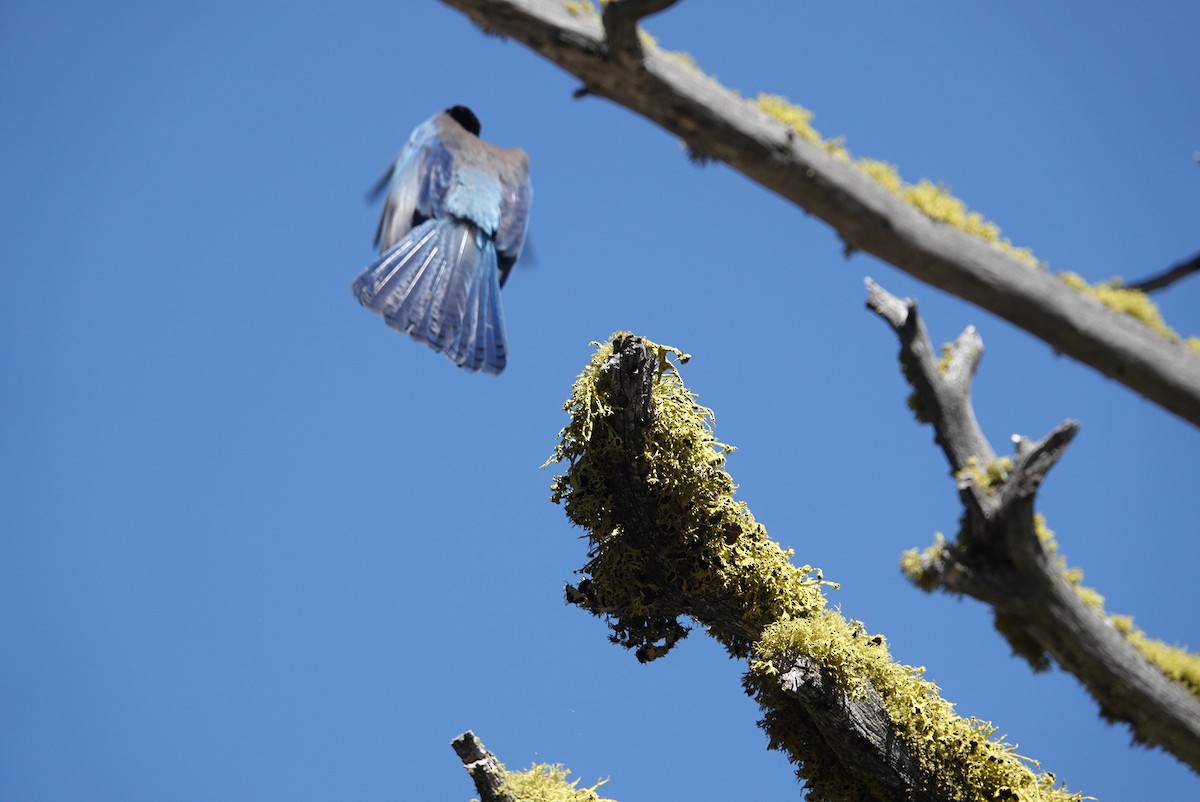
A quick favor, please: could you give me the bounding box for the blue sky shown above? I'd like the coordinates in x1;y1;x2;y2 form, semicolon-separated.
2;1;1198;799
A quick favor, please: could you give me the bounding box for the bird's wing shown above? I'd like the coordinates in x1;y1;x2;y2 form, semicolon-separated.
373;118;455;252
495;157;532;287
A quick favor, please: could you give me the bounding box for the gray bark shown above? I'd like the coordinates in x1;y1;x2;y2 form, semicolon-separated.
867;278;1200;773
441;0;1200;429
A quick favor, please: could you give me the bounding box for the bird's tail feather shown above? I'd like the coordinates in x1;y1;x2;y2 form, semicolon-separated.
353;219;507;374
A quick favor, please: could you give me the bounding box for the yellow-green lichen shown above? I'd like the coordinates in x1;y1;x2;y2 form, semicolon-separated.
901;532;952;592
749;613;1082;802
1057;271;1192;343
1035;515;1105;613
561;32;1196;345
955;456;1014;494
563;0;594;15
755;93;825;148
910;514;1200;700
1112;616;1200;697
500;763;615;802
1037;517;1200;698
937;342;955;376
549;333;832;660
550;335;1082;800
753;94;1041;268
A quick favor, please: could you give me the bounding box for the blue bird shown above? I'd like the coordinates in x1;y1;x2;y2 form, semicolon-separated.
352;106;532;374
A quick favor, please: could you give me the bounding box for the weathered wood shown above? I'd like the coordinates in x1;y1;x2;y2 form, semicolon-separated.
451;731;517;802
868;279;1200;772
441;0;1200;428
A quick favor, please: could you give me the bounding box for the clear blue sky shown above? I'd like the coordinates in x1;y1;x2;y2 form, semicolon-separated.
3;2;1198;799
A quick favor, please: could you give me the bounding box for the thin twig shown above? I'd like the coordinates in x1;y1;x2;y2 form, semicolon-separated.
1123;251;1200;293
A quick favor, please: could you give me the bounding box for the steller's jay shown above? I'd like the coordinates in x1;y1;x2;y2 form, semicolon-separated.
352;106;532;374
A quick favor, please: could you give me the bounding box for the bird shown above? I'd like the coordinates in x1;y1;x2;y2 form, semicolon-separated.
352;105;532;374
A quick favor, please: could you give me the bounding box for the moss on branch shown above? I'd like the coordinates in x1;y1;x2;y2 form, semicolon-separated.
548;334;1083;801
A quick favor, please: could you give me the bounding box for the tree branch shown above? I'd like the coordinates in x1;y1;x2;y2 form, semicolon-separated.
552;335;1085;801
451;731;517;802
868;279;1200;773
602;0;679;62
1123;251;1200;293
440;0;1200;428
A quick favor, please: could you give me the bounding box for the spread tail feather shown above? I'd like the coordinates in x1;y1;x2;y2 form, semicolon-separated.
353;219;507;374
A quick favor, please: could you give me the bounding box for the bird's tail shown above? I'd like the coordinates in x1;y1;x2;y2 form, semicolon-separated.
352;219;507;374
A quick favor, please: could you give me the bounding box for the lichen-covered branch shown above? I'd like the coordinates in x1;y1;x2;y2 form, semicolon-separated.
452;731;616;802
548;334;1083;802
868;279;1200;773
452;731;518;802
439;0;1200;428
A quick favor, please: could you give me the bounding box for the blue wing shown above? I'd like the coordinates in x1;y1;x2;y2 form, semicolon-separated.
495;177;532;288
372;118;455;252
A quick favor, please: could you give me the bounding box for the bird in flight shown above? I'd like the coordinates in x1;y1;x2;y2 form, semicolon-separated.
352;106;532;374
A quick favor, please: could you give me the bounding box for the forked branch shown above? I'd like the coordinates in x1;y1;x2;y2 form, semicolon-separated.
867;278;1200;773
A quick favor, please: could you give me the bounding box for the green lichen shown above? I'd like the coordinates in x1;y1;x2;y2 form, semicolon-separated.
893;337;973;428
754;86;1193;342
554;24;1197;345
749;613;1082;802
955;456;1014;494
900;532;952;592
563;0;613;14
1113;617;1200;698
563;0;594;14
550;335;1082;801
753;95;1041;268
500;763;615;802
1035;515;1105;614
1037;517;1200;698
937;342;955;376
907;514;1200;700
755;93;825;147
1056;271;1195;344
549;333;831;661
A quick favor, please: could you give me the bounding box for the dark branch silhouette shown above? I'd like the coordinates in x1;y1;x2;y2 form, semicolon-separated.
451;731;517;802
1124;251;1200;293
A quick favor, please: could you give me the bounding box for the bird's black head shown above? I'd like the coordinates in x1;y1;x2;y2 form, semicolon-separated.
446;105;482;137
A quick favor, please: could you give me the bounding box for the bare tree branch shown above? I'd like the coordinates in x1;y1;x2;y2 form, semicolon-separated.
1123;251;1200;293
865;278;994;472
867;279;1200;773
440;0;1200;428
451;731;517;802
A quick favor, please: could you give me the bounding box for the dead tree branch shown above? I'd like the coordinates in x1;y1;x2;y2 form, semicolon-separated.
451;731;517;802
552;335;1084;801
440;0;1200;428
867;278;1200;773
